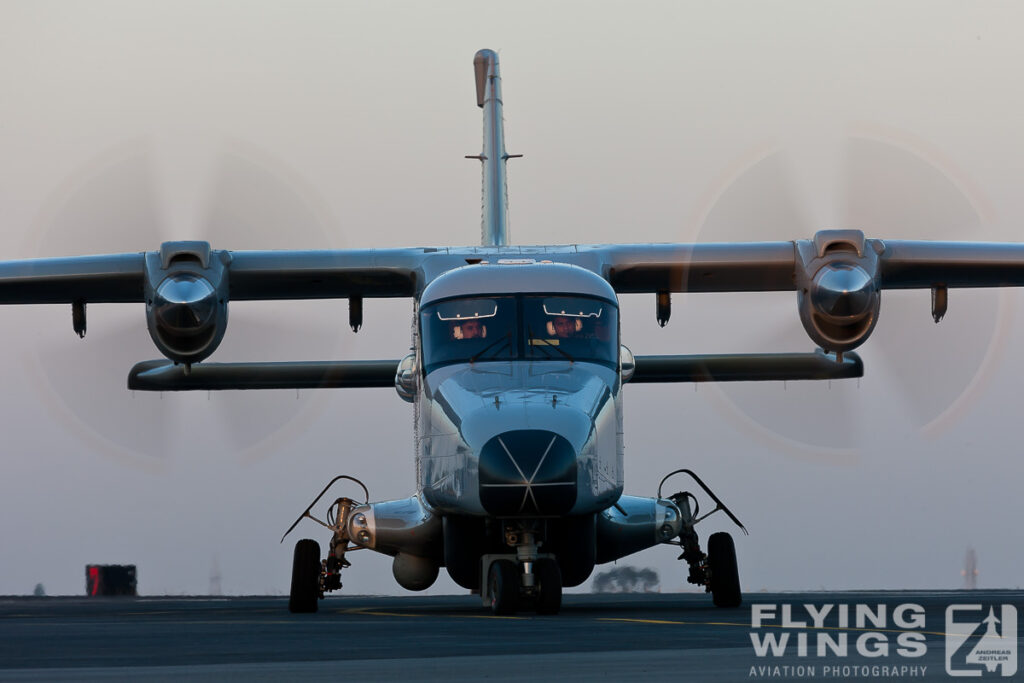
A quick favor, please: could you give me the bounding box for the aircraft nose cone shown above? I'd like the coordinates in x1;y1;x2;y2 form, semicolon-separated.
479;430;577;515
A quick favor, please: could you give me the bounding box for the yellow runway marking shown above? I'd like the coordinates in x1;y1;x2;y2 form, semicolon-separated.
75;620;306;625
598;617;954;638
599;617;686;625
337;606;423;617
337;607;528;620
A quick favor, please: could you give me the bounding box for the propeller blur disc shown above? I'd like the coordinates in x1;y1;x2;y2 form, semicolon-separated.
27;135;359;465
689;129;1004;455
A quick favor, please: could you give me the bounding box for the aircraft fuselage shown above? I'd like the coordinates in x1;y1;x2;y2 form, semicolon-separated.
414;262;624;518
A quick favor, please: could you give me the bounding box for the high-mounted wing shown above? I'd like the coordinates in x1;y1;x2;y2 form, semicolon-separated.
226;249;429;300
0;245;433;304
591;230;1024;355
594;234;1024;293
587;242;797;294
878;240;1024;288
0;253;146;304
0;242;438;365
6;229;1024;388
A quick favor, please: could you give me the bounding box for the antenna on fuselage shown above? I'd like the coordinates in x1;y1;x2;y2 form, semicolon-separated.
467;49;521;248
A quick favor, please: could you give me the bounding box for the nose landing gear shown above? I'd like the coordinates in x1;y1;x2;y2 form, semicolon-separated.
659;469;747;608
482;522;563;615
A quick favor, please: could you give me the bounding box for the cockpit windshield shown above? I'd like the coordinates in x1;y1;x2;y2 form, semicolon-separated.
421;295;618;372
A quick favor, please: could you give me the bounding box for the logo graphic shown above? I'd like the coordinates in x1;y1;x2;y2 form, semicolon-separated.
946;605;1017;677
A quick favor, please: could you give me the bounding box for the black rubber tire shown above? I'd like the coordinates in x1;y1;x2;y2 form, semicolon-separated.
535;558;562;615
707;532;742;608
288;539;321;614
488;559;519;616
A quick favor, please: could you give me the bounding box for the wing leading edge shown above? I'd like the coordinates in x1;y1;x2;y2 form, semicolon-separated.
0;253;145;304
593;238;1024;294
0;247;442;305
5;232;1024;383
8;236;1024;306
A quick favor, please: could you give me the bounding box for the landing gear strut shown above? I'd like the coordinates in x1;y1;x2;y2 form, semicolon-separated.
481;521;563;615
659;469;747;608
282;475;370;613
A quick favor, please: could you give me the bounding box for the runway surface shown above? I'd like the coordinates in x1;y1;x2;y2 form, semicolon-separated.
1;591;1021;681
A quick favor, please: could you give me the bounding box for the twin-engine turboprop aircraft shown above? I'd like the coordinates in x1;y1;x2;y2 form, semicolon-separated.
3;50;1024;614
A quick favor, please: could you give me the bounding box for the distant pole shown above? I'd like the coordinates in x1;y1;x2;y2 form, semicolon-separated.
961;547;978;590
209;555;222;596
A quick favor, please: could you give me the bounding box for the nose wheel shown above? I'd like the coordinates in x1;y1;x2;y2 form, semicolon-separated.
534;558;562;615
482;554;563;615
487;559;519;615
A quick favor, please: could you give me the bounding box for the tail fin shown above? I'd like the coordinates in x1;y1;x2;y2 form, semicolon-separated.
469;50;520;247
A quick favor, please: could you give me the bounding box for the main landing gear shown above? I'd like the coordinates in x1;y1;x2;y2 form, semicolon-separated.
288;538;321;613
659;469;747;608
481;522;563;615
281;476;370;614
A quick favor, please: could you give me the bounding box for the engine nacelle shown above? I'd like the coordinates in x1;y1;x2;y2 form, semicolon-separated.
795;230;882;353
144;242;230;365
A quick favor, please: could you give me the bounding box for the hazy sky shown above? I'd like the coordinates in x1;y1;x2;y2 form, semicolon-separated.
2;1;1023;596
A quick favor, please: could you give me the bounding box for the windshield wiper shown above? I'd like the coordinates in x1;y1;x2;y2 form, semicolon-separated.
469;332;512;363
527;329;574;362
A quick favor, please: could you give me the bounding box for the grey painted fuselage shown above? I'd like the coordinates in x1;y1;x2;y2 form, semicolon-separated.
419;360;623;516
413;262;624;518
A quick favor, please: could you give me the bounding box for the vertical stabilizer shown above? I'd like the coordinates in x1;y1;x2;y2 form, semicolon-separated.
470;50;519;247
